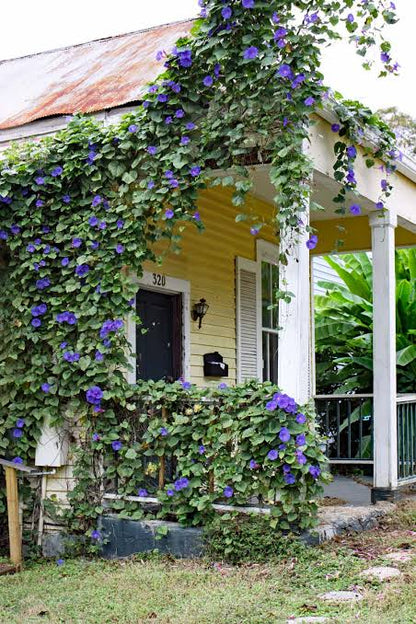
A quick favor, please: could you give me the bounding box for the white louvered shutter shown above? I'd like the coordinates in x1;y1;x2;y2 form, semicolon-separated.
236;257;261;382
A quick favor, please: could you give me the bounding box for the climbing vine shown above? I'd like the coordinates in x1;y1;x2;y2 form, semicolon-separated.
0;0;399;536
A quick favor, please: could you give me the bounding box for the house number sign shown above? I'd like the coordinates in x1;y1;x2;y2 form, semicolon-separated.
152;273;166;287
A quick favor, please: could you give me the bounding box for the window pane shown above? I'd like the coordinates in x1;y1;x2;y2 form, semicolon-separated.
269;332;278;384
262;331;269;381
262;261;271;328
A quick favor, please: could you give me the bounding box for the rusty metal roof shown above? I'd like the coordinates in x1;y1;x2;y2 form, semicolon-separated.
0;20;193;131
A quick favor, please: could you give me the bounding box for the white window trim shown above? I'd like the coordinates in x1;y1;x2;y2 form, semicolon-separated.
236;257;262;382
126;271;191;384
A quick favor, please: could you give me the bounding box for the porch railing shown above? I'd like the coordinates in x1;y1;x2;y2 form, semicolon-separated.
314;394;373;463
397;394;416;483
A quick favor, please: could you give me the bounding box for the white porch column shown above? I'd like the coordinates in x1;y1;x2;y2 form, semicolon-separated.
369;210;398;501
277;207;311;406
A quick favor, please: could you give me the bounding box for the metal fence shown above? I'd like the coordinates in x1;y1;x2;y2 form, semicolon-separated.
397;395;416;483
314;395;373;462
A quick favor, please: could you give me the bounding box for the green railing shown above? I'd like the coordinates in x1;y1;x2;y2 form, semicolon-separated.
397;395;416;483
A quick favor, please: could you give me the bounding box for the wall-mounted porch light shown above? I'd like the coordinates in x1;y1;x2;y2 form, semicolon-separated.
192;298;209;329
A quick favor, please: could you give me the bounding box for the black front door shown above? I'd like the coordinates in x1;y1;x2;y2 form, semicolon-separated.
136;289;182;381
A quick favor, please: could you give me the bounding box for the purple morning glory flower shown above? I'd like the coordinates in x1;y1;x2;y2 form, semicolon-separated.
203;75;213;87
115;244;124;254
347;145;357;159
92;433;100;442
243;46;259;60
51;166;63;177
296;451;307;465
128;124;138;133
218;382;227;389
92;195;102;207
10;224;21;235
75;264;89;277
86;385;103;405
157;93;168;103
72;238;82;248
177;49;192;68
12;428;23;438
186;122;196;131
175;109;185;118
242;0;254;7
266;400;277;411
56;559;65;566
165;208;174;219
41;383;51;393
249;459;258;469
381;51;390;63
165;116;173;125
274;26;287;40
278;64;293;79
267;449;278;461
138;488;148;497
296;413;306;424
174;477;189;491
304;96;315;107
284;473;296;485
95;350;104;362
116;219;124;229
62;195;71;204
331;123;341;133
35;176;45;185
381;179;389;191
223;486;234;498
88;216;98;227
160;427;168;437
198;445;205;455
147;146;157;155
346;13;354;23
181;380;191;390
91;529;101;540
350;203;361;216
278;444;286;451
376;201;384;210
13;457;23;464
180;136;190;146
190;166;201;178
61;257;69;266
112;440;122;452
309;465;321;479
0;230;9;240
36;200;44;208
35;278;50;290
221;6;232;19
16;418;25;428
60;342;67;349
167;489;174;497
90;241;99;250
296;434;306;446
279;427;291;443
306;234;318;250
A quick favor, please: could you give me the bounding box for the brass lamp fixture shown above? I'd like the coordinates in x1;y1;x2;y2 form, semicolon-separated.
192;298;209;329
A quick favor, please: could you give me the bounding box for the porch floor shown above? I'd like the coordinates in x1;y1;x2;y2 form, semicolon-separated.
322;475;372;507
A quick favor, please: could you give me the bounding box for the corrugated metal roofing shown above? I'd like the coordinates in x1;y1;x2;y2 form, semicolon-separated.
0;20;193;130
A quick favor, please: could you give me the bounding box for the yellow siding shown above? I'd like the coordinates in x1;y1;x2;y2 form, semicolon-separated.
143;187;276;386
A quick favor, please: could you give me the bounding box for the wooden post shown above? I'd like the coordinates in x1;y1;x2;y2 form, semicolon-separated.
4;466;22;570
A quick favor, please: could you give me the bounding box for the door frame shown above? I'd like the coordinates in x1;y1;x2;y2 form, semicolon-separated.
127;271;191;384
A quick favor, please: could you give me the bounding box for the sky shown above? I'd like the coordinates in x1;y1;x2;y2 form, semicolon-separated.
0;0;415;117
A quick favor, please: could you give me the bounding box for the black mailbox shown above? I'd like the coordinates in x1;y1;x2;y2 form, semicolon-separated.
203;351;229;377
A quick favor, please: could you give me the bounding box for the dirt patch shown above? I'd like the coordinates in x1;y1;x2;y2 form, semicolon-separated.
0;562;17;576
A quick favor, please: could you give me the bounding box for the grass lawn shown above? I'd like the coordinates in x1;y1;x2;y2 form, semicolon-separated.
0;501;415;624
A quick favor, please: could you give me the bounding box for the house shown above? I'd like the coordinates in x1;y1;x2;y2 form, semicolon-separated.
1;19;416;519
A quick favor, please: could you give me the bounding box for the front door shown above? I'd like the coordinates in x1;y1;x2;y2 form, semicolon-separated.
136;289;182;381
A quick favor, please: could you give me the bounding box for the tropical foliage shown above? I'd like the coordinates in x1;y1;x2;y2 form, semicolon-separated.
315;250;416;394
